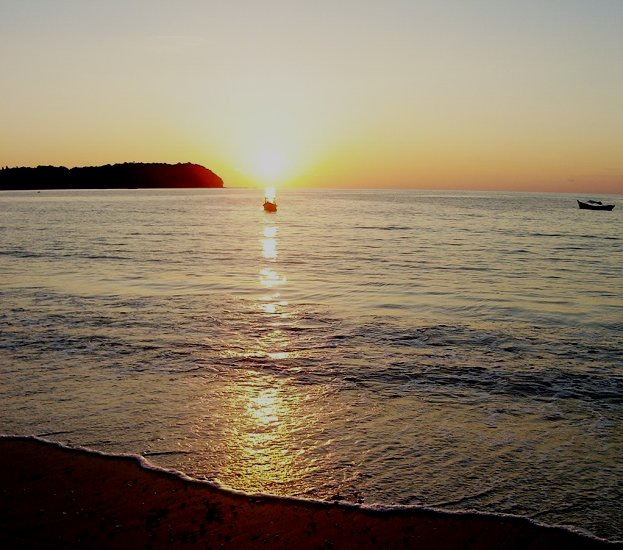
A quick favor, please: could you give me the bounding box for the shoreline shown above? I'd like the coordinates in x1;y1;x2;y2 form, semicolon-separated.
0;436;616;549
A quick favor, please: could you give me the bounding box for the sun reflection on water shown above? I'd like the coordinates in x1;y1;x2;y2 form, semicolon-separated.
258;220;288;319
263;226;277;238
259;267;286;289
247;388;280;425
188;216;345;496
261;237;277;260
220;376;306;491
220;215;305;489
210;214;312;491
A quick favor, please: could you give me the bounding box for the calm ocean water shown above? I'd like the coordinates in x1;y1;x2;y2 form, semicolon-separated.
1;188;622;540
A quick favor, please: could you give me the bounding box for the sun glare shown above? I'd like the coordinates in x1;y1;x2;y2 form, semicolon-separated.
254;151;285;184
265;186;276;202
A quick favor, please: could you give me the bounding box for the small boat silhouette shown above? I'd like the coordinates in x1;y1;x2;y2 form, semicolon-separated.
577;199;615;211
263;198;277;212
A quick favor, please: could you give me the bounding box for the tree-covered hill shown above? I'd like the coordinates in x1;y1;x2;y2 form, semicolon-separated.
0;163;223;190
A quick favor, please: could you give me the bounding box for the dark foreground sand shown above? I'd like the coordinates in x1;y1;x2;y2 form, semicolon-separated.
0;437;615;549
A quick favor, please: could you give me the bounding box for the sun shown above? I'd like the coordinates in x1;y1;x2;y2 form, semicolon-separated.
253;150;286;184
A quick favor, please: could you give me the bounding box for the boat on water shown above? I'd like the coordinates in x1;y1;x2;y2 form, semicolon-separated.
577;199;615;211
263;198;277;212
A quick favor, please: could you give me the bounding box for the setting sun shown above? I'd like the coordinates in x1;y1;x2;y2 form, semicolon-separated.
253;151;286;184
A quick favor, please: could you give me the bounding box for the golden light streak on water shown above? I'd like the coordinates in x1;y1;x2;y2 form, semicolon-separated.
222;377;305;490
258;222;287;314
261;237;277;260
260;325;291;360
212;203;307;489
260;302;277;314
259;267;286;289
247;389;280;425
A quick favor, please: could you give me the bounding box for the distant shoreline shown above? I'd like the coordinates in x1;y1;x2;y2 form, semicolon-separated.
0;162;223;190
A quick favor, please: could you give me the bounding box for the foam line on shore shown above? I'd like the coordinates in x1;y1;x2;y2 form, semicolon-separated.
0;434;618;548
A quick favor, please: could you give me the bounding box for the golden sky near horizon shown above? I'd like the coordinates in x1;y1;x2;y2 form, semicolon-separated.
1;0;622;193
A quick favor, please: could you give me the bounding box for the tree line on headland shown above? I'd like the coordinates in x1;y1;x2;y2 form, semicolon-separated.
0;163;223;190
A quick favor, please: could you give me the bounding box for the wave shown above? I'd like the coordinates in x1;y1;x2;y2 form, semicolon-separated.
327;320;623;402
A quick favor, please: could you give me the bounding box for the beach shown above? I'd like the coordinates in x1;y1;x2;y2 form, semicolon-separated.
0;437;613;549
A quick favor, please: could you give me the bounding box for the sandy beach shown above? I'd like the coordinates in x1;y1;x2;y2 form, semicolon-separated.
0;437;614;549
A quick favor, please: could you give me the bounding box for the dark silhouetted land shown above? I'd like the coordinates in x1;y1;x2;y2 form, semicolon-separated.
0;162;223;190
0;437;613;549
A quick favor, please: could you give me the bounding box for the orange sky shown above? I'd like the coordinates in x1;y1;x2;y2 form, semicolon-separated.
1;1;622;194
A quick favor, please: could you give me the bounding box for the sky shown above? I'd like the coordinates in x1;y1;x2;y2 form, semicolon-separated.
1;0;622;193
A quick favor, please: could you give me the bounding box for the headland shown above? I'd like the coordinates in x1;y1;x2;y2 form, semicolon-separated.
0;162;223;190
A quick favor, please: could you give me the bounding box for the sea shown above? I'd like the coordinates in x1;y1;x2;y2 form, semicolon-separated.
1;188;622;541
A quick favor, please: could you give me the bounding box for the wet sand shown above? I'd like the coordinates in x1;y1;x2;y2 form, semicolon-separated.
0;437;614;549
